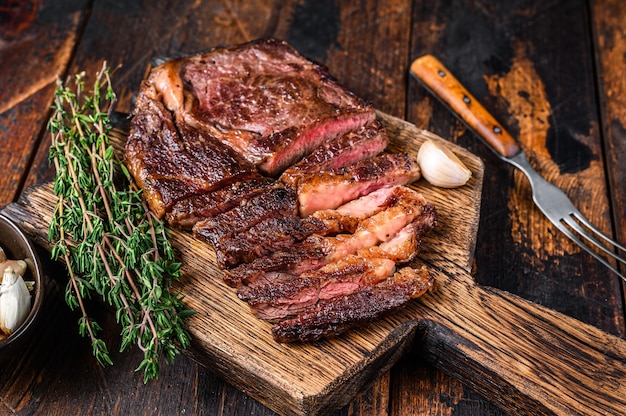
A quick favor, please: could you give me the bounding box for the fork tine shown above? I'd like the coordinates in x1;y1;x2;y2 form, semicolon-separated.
570;211;626;254
553;219;625;281
561;215;626;266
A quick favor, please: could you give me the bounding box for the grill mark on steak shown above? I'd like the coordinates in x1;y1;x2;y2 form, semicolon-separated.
213;215;329;269
193;185;299;267
279;120;389;186
153;38;375;176
219;186;414;271
248;257;396;322
126;82;258;218
297;152;421;217
166;177;274;228
271;265;435;343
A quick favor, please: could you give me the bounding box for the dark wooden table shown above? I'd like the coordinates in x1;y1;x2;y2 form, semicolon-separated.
1;0;625;415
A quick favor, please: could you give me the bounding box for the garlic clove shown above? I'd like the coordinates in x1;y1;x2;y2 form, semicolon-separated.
1;259;28;277
0;266;32;335
417;139;472;188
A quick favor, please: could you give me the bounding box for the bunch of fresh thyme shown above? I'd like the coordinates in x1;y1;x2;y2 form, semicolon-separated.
47;62;193;382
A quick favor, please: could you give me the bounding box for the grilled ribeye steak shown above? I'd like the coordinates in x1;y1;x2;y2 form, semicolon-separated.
142;38;375;177
126;38;438;343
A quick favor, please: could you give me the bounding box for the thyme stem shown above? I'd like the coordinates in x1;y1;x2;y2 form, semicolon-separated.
47;62;193;382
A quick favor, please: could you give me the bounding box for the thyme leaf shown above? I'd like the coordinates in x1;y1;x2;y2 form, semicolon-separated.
47;62;193;382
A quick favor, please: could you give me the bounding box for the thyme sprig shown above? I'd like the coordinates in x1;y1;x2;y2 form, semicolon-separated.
47;62;193;382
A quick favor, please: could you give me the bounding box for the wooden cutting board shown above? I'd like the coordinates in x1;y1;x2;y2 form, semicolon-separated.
3;112;626;416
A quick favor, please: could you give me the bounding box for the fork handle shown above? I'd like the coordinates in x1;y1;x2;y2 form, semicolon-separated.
410;55;520;158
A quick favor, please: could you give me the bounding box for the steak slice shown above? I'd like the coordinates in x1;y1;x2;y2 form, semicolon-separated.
126;82;258;218
149;38;376;176
248;257;396;322
312;185;409;234
279;120;389;186
297;152;421;216
243;220;425;322
166;177;274;228
271;265;434;343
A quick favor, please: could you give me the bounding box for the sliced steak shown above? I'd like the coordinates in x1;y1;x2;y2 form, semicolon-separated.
149;38;376;176
312;185;410;234
232;187;436;288
248;257;396;322
125;83;258;218
243;219;426;322
280;120;389;186
226;235;333;287
166;177;274;228
271;265;434;343
297;152;421;216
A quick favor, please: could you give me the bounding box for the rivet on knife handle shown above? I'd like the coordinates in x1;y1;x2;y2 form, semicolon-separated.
410;55;520;158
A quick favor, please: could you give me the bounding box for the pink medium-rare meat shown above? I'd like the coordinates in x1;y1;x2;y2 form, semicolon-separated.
231;187;436;288
311;185;411;234
243;220;426;322
315;187;435;263
125;38;439;343
148;38;376;176
248;257;396;322
297;152;421;216
279;120;389;186
271;265;435;342
125;82;259;218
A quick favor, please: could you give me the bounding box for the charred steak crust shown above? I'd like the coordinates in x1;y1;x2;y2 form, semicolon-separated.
166;177;274;229
126;82;258;218
279;120;389;186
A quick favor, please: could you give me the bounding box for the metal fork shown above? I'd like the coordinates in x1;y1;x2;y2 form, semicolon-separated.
410;55;626;281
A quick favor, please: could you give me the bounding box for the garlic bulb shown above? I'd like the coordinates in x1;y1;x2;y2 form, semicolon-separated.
417;140;472;188
0;266;32;335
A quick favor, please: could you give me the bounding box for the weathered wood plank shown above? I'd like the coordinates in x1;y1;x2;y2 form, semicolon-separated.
592;0;626;285
0;0;90;205
408;0;623;336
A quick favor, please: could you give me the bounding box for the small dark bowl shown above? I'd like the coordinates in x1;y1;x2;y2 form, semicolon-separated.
0;214;44;366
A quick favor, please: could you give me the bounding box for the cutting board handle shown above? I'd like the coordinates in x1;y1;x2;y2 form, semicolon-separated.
417;276;626;415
